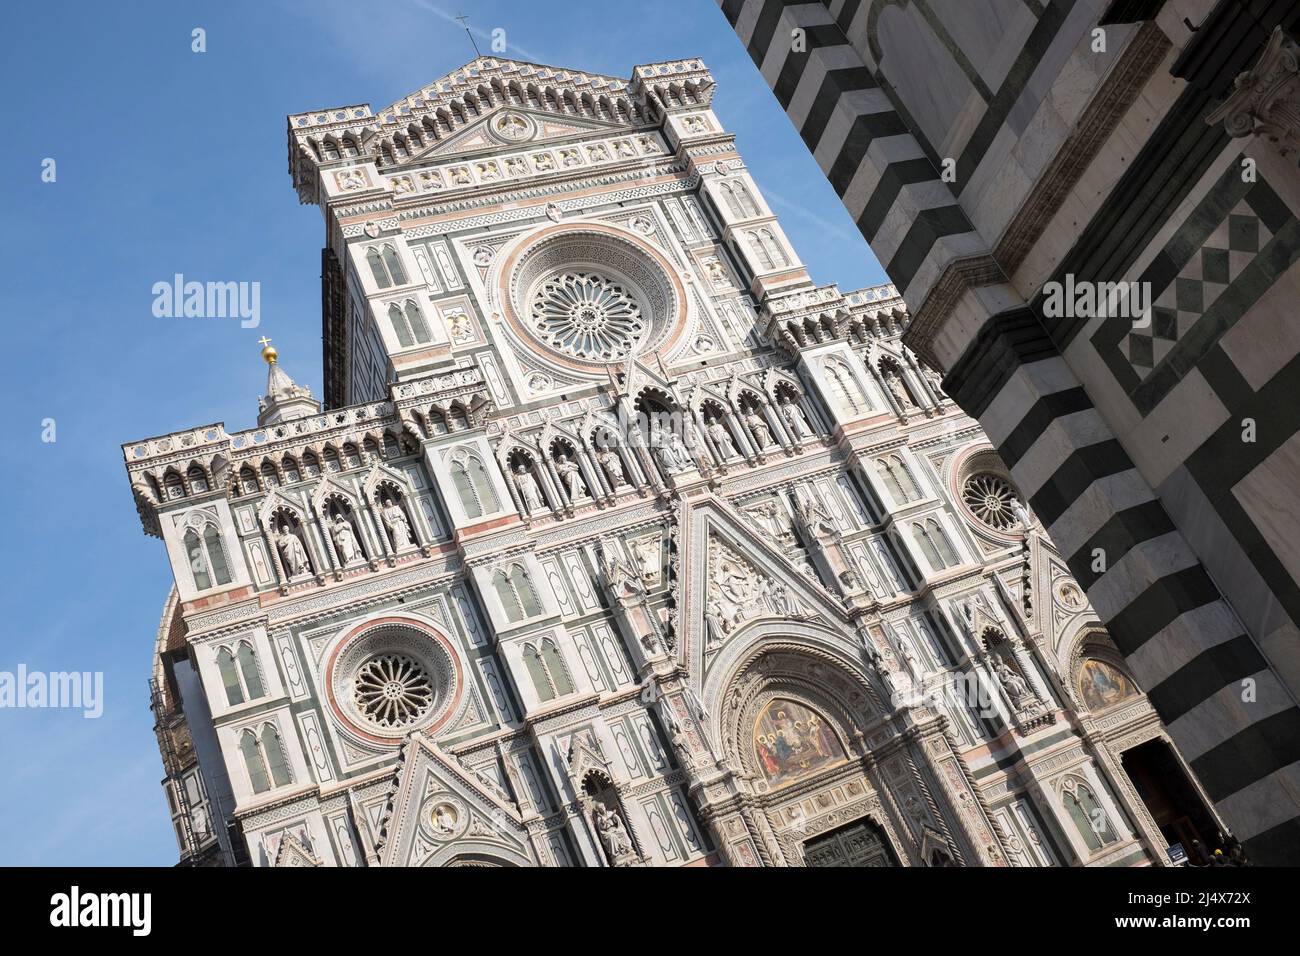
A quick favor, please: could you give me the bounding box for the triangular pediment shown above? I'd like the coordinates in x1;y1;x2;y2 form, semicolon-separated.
272;830;322;868
377;733;535;868
673;493;854;677
416;107;634;162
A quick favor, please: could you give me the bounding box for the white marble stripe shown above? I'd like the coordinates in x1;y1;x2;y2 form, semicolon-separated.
786;43;860;131
900;229;990;314
1127;601;1246;691
1215;760;1300;842
839;134;926;220
866;178;974;265
810;86;896;171
730;0;764;48
1167;670;1292;762
1007;407;1112;502
977;355;1079;448
1084;531;1201;622
759;4;835;87
1046;468;1157;562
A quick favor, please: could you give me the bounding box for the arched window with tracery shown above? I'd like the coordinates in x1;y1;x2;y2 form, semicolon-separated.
494;563;540;623
912;517;958;571
823;358;866;415
450;449;500;519
1062;777;1118;852
217;641;265;705
184;523;232;591
240;724;292;795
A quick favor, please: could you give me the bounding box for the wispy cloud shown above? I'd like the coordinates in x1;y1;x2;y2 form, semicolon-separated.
408;0;547;63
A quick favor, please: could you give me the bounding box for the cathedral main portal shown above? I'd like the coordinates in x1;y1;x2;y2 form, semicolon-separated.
803;820;897;867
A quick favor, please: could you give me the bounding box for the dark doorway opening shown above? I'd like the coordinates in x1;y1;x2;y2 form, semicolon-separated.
1120;738;1218;855
803;818;899;867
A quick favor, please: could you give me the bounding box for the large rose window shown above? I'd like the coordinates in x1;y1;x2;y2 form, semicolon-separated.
324;619;461;744
503;227;683;372
961;473;1020;531
353;653;434;729
530;270;645;361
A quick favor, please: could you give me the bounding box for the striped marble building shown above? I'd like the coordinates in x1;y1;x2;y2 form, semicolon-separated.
714;0;1300;863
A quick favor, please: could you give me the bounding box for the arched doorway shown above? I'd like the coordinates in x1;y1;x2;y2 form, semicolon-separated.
1120;738;1219;857
803;818;899;867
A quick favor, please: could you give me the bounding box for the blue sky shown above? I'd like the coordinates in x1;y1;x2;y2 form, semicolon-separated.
0;0;885;865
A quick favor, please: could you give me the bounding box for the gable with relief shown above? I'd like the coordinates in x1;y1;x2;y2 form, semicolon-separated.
418;107;638;161
378;732;535;867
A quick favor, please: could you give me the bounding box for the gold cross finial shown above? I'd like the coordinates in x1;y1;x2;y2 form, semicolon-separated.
259;336;278;365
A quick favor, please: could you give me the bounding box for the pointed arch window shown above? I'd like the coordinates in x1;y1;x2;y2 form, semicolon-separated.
927;517;959;567
759;228;788;267
494;563;541;623
367;245;408;289
524;639;574;702
240;724;292;795
388;299;432;348
823;359;866;415
541;638;574;695
912;522;944;570
524;643;554;701
1063;779;1118;852
217;647;244;706
185;524;232;591
239;730;269;793
217;641;265;705
451;450;499;518
748;231;775;270
878;455;921;503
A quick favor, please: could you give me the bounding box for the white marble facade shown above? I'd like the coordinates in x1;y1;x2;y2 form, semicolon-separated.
127;56;1224;867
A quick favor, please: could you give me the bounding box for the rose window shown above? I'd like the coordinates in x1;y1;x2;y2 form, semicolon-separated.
530;271;645;361
353;654;434;729
962;473;1020;530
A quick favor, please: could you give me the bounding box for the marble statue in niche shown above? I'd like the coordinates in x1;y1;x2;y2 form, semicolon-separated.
380;496;414;549
743;407;774;449
779;394;812;440
275;523;310;576
330;513;361;564
554;451;588;501
513;464;546;514
706;416;737;458
596;444;630;487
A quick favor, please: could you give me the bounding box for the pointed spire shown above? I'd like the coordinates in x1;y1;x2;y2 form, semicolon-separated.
256;337;320;427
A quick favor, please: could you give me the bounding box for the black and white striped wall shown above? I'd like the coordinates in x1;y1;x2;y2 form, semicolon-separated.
713;0;1300;863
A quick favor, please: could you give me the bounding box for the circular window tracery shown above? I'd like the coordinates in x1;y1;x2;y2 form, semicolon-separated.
530;270;645;361
961;472;1020;530
324;618;462;744
353;653;434;729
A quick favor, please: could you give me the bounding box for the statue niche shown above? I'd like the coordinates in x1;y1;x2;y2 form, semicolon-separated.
270;509;313;579
375;484;416;552
325;498;366;567
581;770;638;867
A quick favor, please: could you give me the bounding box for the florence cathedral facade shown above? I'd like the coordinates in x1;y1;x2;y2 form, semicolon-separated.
125;55;1226;867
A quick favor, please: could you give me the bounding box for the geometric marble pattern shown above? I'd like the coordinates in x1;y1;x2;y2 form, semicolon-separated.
1125;201;1272;377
